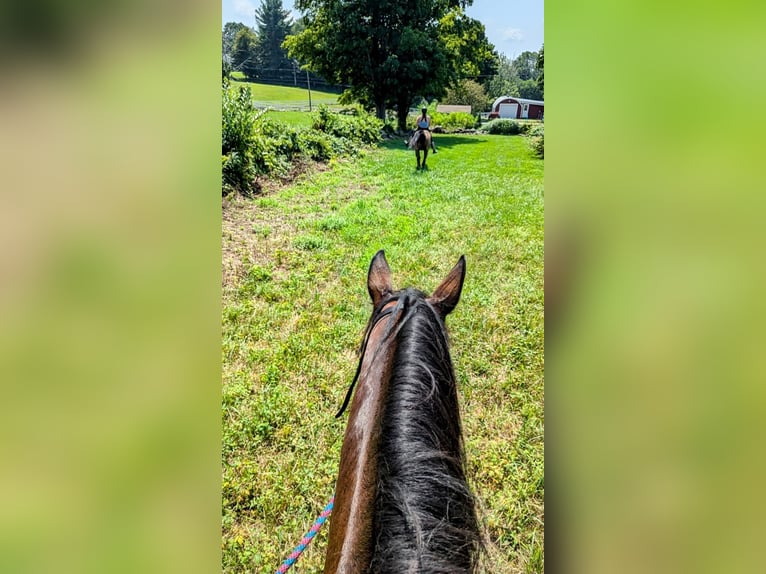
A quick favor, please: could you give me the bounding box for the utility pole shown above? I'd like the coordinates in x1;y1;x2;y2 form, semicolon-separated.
306;69;312;112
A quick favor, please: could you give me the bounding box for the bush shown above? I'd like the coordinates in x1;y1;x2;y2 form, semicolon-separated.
222;83;258;194
312;105;383;145
529;124;544;158
409;110;477;131
479;119;525;135
222;94;384;195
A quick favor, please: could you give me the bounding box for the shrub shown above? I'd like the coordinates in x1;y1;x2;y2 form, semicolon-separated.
409;110;476;131
312;105;383;145
532;134;544;158
296;130;335;161
222;83;258;194
222;96;383;195
479;119;525;135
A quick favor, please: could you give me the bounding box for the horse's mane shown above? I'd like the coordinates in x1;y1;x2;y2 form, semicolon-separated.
369;288;481;574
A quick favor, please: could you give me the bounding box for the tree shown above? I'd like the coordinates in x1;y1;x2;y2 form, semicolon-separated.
512;50;539;81
518;79;543;100
254;0;293;74
536;44;544;97
444;79;490;113
484;53;520;99
285;0;492;131
439;10;497;80
223;22;250;62
231;28;259;79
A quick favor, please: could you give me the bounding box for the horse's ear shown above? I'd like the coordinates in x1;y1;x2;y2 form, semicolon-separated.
367;250;393;307
428;256;466;317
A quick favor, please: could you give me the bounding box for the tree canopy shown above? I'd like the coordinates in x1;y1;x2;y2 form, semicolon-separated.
230;27;259;79
254;0;293;73
482;47;545;101
285;0;494;130
223;22;250;63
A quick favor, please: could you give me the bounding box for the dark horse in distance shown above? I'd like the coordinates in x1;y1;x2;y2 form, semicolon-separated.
408;129;432;170
324;250;481;574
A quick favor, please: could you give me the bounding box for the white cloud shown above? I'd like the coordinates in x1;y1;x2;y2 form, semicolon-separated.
234;0;256;20
503;27;524;41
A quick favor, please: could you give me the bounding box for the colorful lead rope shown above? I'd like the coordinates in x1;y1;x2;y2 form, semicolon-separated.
275;495;335;574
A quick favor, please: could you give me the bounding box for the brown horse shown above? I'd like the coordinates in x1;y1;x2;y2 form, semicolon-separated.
408;129;432;170
324;250;480;574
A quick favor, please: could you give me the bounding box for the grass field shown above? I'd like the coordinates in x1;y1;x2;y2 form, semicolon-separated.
262;110;315;128
227;77;340;110
222;134;544;573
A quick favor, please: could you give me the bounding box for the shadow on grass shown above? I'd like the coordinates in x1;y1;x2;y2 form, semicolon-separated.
379;134;488;152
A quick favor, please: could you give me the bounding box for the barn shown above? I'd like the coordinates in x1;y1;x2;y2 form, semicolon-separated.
488;96;544;120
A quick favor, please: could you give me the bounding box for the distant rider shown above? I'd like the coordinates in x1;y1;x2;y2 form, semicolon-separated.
405;107;437;153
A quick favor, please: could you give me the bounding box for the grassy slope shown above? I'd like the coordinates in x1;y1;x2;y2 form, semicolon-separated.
227;78;340;108
222;135;544;573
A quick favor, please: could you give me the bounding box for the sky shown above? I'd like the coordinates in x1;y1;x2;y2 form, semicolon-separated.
222;0;544;58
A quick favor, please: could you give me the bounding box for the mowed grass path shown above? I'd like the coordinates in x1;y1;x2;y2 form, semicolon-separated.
222;134;544;573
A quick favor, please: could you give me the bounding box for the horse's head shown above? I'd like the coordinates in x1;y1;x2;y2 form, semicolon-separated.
325;250;476;574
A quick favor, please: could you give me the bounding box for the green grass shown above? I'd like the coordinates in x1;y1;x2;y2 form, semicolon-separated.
263;110;315;128
222;134;544;573
227;78;340;109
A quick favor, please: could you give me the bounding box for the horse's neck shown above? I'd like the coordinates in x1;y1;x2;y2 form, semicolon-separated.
324;339;396;574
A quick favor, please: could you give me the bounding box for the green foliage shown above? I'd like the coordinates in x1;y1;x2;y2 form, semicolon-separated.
484;48;545;101
484;53;520;99
439;10;498;79
536;44;544;97
254;0;293;72
231;28;259;80
479;119;526;135
421;111;477;130
512;50;540;81
519;79;543;101
528;124;544;158
311;105;382;145
444;79;491;114
223;22;251;61
285;1;495;131
222;84;258;194
222;97;384;195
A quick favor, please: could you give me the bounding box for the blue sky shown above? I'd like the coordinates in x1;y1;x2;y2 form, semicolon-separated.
222;0;543;58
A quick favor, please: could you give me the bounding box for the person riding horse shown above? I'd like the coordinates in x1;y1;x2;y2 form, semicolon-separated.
406;107;437;154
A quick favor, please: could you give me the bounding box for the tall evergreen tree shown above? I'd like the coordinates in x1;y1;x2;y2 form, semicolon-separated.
254;0;293;73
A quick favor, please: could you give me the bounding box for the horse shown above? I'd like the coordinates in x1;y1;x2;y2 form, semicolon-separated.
324;250;481;574
408;129;432;170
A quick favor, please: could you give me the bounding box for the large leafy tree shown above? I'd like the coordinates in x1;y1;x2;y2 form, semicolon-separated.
484;53;519;98
223;22;250;63
231;27;259;79
512;50;539;81
254;0;293;73
285;0;492;131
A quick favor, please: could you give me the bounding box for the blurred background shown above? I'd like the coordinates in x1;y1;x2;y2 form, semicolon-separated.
1;0;765;572
0;0;221;572
548;1;766;572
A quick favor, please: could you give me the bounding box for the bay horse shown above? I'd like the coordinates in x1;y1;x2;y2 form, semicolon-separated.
408;129;432;170
324;250;480;574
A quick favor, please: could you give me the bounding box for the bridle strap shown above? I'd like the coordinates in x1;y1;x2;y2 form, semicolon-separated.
334;303;398;418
